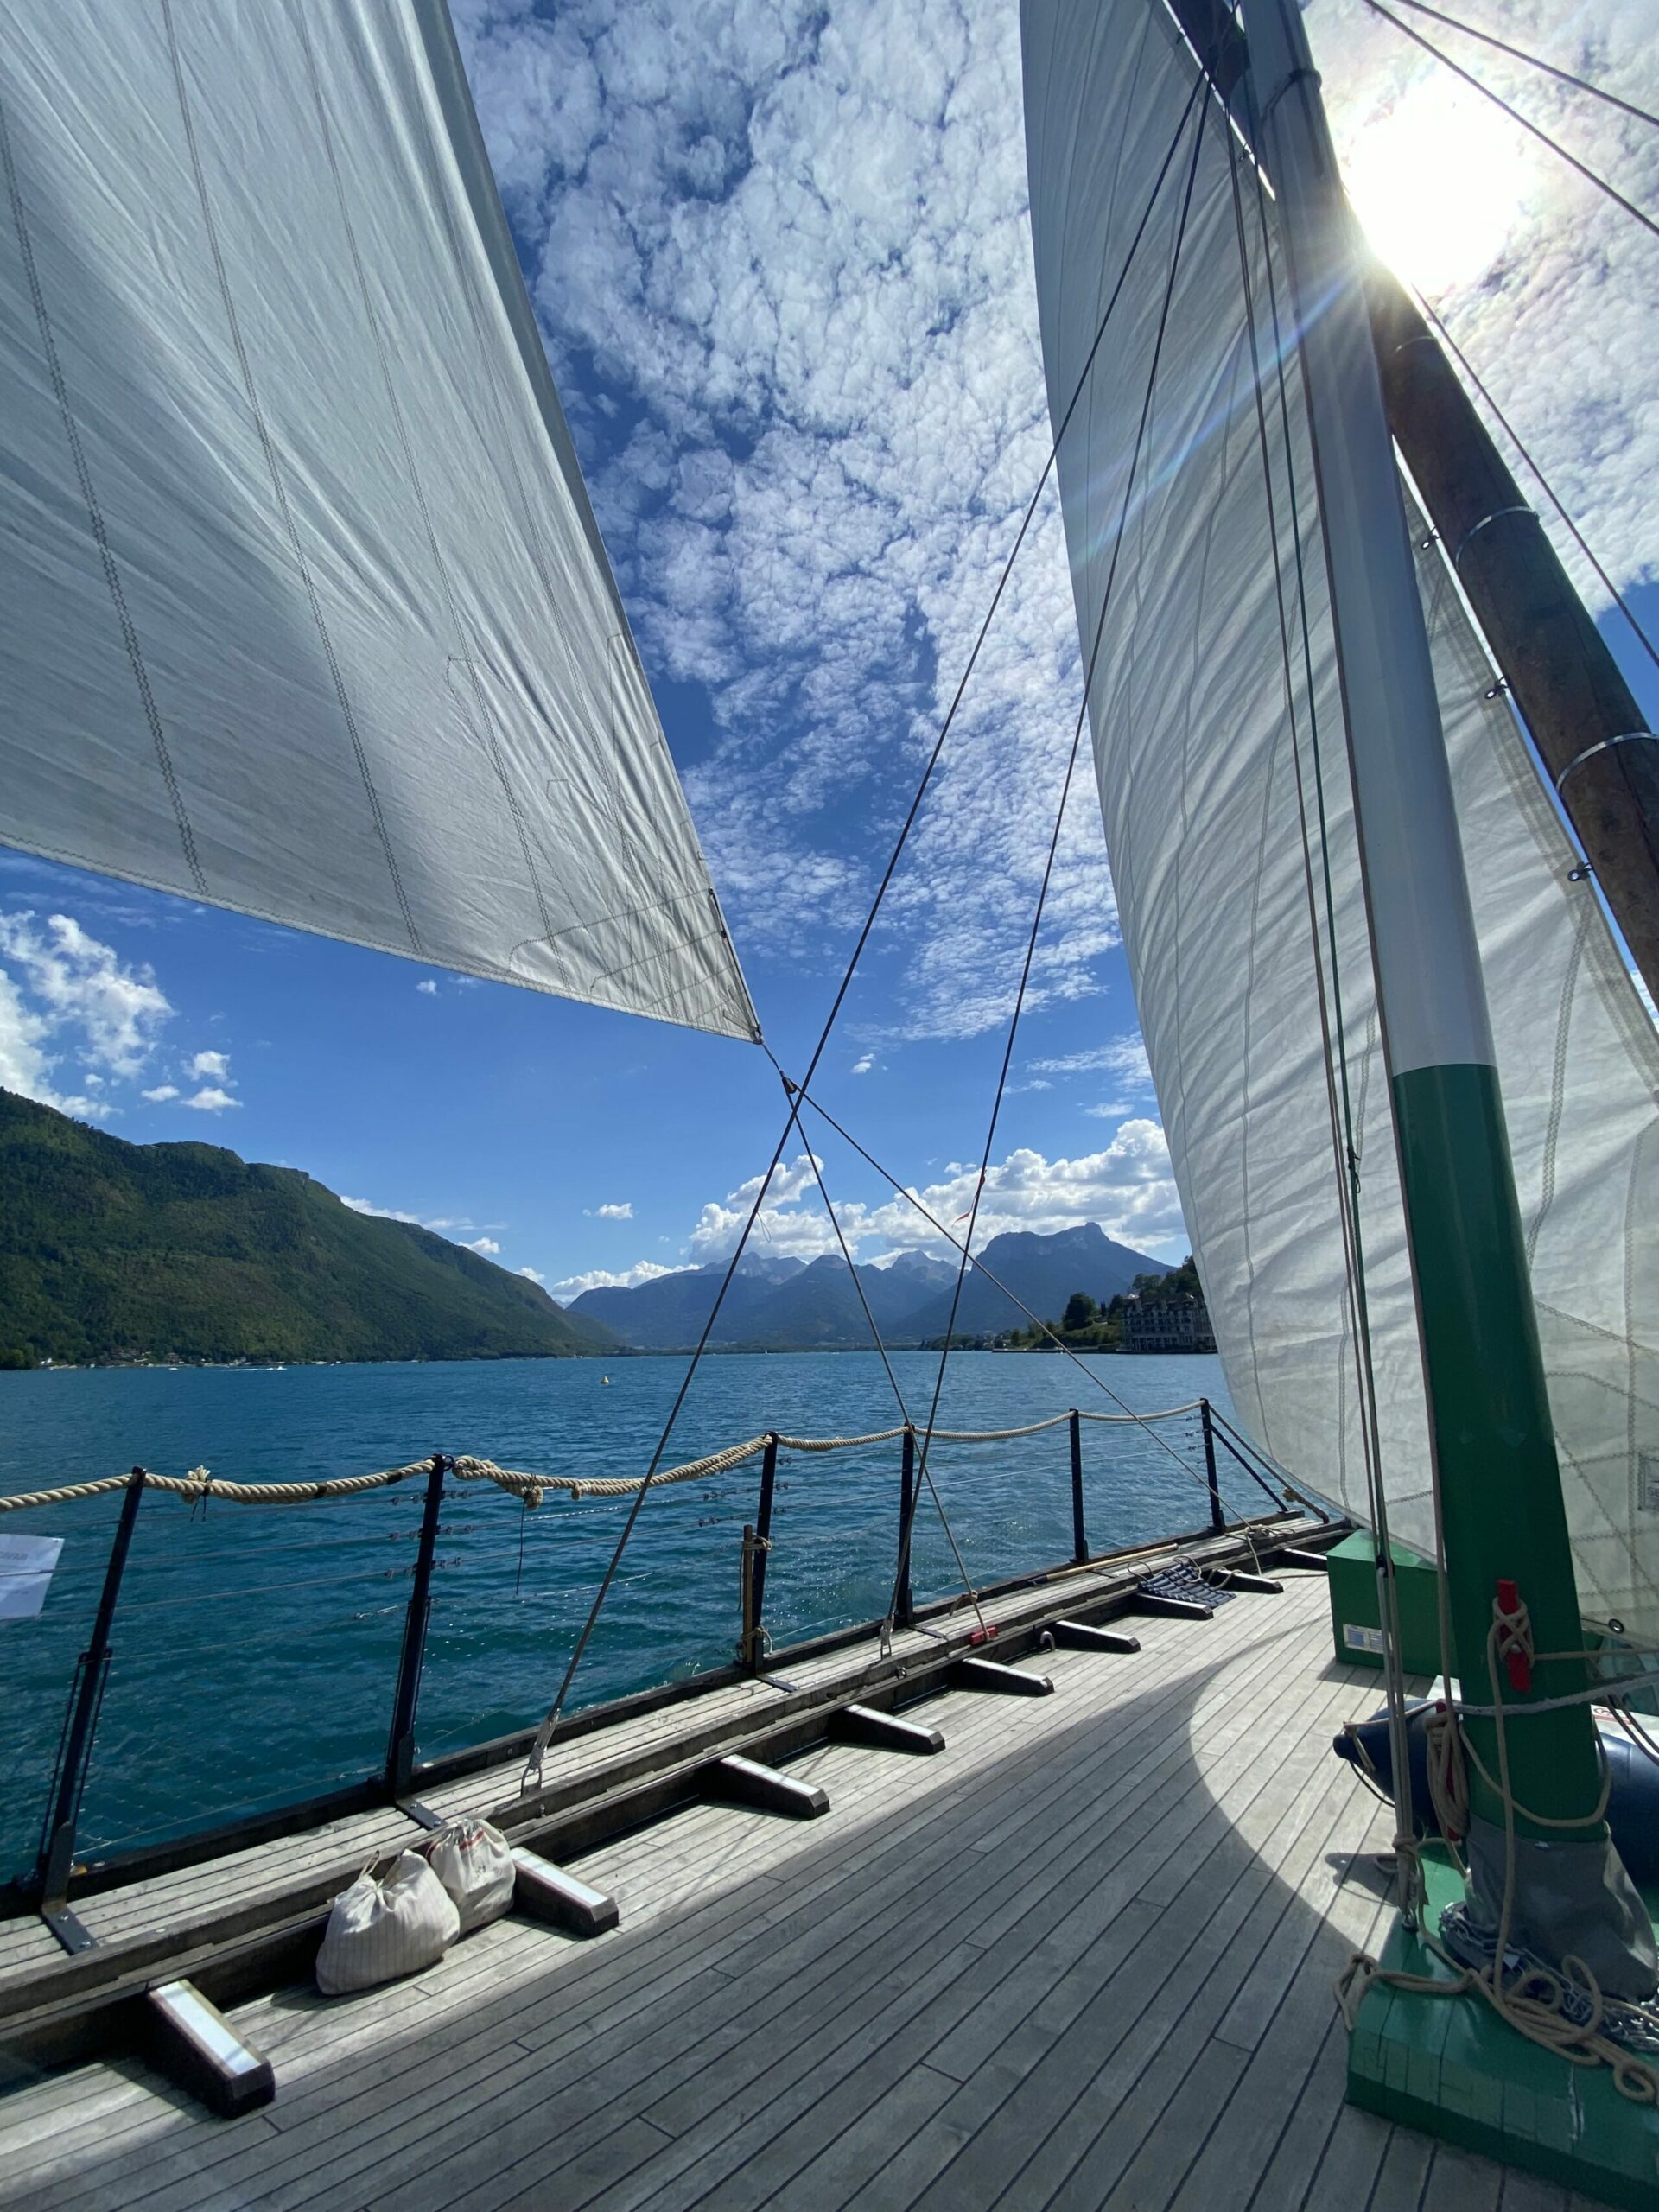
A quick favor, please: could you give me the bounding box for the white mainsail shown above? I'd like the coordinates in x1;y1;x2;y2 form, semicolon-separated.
0;0;757;1042
1022;0;1659;1636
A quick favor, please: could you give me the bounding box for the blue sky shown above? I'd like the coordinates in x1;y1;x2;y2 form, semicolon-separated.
1;0;1654;1297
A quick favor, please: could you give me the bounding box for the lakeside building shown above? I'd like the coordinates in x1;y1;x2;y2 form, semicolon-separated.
1121;1291;1217;1354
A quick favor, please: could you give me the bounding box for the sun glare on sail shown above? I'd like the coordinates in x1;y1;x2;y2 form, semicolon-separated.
1342;74;1529;296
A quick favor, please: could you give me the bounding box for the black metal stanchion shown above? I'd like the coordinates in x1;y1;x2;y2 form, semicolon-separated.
743;1433;779;1673
1200;1400;1226;1534
896;1425;917;1629
37;1468;147;1934
386;1453;446;1797
1070;1411;1088;1563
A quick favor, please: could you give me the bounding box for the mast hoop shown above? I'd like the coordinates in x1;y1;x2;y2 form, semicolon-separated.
1451;504;1535;569
1554;731;1659;796
1257;62;1321;130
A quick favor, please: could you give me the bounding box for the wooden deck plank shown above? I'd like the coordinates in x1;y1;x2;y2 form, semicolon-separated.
3;1573;1580;2212
45;1628;1256;2212
143;1610;1309;2212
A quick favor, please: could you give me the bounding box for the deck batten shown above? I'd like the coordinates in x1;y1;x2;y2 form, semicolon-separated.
0;1574;1587;2210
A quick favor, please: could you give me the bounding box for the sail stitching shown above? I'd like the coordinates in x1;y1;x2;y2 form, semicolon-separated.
160;0;422;957
874;51;1221;1649
0;92;208;900
287;4;559;960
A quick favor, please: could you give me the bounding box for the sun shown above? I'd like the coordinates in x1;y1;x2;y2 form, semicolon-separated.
1342;72;1530;296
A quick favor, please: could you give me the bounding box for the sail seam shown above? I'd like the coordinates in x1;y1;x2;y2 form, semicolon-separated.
159;0;423;958
0;92;208;900
286;3;559;958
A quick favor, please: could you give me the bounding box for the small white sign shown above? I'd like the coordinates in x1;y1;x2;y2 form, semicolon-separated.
0;1535;63;1621
1343;1622;1387;1656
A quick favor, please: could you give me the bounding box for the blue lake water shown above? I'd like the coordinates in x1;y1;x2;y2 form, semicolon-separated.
0;1351;1262;1879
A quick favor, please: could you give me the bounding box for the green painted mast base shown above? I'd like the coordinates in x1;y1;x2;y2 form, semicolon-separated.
1348;1854;1659;2207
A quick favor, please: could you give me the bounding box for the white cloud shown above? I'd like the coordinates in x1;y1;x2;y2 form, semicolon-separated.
674;1128;1184;1267
463;1236;502;1255
550;1258;685;1301
1026;1036;1151;1086
141;1084;180;1103
416;979;438;995
454;0;1656;1046
188;1049;231;1082
850;1052;875;1077
0;910;172;1117
1311;0;1658;617
587;1200;634;1220
518;1266;548;1285
455;0;1116;1041
181;1086;239;1112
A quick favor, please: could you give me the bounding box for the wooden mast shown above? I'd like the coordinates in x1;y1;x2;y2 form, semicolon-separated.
1166;0;1659;1005
1372;284;1659;1001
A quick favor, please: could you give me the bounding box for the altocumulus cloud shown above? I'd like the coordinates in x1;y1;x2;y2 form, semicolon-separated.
454;0;1656;1062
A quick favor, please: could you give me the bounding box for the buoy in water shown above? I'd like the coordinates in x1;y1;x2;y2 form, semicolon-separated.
601;1376;610;1385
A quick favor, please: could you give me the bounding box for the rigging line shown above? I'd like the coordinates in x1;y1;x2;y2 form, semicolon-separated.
1365;0;1659;135
1236;70;1427;1877
790;1084;1227;1500
771;1060;988;1629
1361;0;1659;247
1228;100;1389;1524
507;66;1221;1773
519;1114;804;1783
1414;295;1659;682
883;77;1219;1641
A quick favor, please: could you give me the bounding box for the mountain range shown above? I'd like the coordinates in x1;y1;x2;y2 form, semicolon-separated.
567;1222;1165;1351
0;1090;615;1366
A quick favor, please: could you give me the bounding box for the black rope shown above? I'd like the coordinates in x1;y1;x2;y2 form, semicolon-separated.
512;62;1222;1771
1368;0;1659;135
883;73;1217;1638
1414;295;1659;682
1362;0;1659;246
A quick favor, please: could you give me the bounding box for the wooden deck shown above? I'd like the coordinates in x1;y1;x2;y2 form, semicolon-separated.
0;1573;1608;2209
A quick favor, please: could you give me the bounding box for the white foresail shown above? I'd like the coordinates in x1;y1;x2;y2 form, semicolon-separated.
1022;0;1659;1636
0;1;757;1042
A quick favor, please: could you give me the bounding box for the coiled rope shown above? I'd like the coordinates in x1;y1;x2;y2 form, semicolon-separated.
1337;1591;1659;2104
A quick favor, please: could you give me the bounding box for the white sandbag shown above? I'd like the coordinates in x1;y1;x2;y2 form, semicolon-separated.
422;1819;516;1935
315;1851;460;1996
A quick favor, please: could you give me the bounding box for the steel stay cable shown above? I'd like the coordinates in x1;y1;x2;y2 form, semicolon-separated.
510;69;1223;1779
882;79;1217;1643
787;1084;1243;1510
774;1067;989;1628
1370;0;1659;130
1362;0;1659;246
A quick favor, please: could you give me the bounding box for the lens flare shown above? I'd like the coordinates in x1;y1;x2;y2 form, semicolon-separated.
1343;73;1529;296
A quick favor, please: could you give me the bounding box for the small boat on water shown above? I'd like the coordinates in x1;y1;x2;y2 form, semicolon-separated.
0;0;1654;2202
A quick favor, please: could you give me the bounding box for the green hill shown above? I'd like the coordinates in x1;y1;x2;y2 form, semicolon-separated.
0;1090;615;1366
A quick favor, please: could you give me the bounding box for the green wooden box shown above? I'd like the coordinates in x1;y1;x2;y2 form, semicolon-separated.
1327;1529;1442;1678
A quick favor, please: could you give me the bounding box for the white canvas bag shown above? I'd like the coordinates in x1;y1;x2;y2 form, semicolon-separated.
315;1850;460;1995
423;1818;516;1935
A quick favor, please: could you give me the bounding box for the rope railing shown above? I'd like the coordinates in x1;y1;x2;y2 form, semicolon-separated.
0;1402;1223;1518
3;1394;1300;1901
